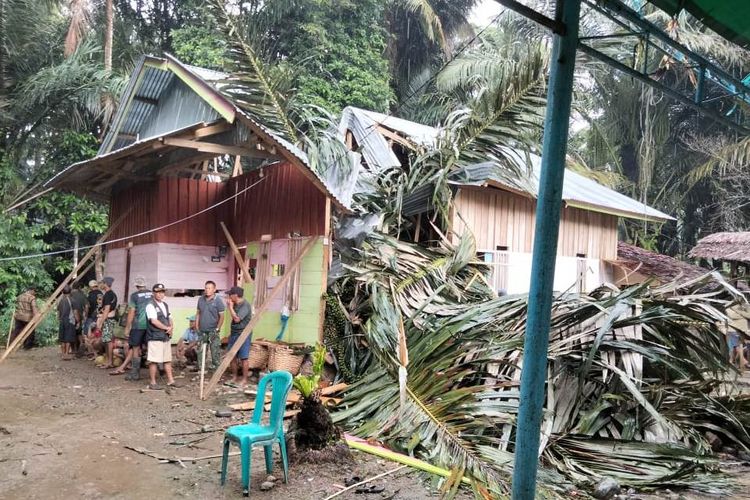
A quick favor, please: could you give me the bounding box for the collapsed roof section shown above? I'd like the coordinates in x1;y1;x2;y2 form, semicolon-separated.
340;106;674;223
45;54;351;211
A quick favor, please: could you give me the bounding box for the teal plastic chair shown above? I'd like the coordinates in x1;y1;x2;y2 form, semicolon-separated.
220;370;293;496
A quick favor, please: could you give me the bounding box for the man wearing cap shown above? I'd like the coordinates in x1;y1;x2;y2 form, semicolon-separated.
176;316;200;366
96;277;118;369
84;280;102;336
225;286;252;388
145;283;176;389
111;276;152;379
194;280;225;371
10;287;38;349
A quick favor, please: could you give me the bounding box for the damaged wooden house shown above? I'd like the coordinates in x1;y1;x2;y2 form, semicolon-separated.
339;106;674;294
45;54;348;344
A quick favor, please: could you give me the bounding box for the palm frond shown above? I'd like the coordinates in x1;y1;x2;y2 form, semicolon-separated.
332;231;748;495
687;135;750;186
209;0;299;143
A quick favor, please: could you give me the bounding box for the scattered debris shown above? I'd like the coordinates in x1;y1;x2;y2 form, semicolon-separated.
322;465;405;500
0;426;11;435
592;477;620;500
214;409;233;418
123;445;239;465
259;480;275;491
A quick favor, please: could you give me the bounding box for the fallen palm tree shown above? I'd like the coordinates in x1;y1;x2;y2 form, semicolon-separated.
329;233;750;497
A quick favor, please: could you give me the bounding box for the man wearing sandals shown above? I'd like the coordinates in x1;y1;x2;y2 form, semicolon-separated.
145;283;176;390
194;280;225;371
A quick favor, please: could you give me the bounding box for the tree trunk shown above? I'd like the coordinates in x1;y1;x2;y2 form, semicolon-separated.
104;0;113;72
72;233;80;279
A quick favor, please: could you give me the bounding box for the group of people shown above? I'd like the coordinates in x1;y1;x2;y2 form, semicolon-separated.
13;277;254;390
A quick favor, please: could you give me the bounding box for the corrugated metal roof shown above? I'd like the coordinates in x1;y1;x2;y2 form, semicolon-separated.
339;108;673;222
345;107;439;147
66;54;352;212
449;153;674;222
339;107;401;169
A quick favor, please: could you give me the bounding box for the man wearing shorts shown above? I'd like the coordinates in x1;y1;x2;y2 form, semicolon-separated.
96;277;118;369
225;286;252;388
145;283;176;390
111;276;152;380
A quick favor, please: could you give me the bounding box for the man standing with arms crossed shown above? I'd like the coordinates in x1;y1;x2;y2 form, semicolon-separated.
194;280;225;372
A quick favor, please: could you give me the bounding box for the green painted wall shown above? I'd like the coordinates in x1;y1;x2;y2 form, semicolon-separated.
243;238;325;346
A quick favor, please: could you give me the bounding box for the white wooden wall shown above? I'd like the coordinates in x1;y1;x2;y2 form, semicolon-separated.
481;251;606;295
105;243;232;299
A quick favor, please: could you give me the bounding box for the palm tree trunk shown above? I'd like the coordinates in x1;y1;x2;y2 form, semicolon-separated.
104;0;113;72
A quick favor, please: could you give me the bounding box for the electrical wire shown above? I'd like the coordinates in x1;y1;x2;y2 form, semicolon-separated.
0;176;267;262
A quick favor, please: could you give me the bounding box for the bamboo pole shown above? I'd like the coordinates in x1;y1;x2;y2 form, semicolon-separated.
1;212;129;363
199;343;207;400
5;308;15;349
219;222;253;284
202;237;317;399
343;435;470;485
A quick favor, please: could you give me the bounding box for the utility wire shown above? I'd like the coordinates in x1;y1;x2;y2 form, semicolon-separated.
0;176;267;262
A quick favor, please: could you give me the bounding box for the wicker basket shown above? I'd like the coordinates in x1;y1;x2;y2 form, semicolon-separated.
268;344;304;375
247;342;270;370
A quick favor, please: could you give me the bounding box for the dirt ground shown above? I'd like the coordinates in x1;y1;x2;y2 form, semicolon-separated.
0;346;459;500
1;346;750;500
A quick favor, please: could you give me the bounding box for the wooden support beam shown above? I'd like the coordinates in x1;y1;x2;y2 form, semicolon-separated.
157;153;220;177
375;126;415;149
168;168;229;180
232;155;243;177
161;138;255;158
202;237;318;399
192;122;233;138
219;222;253;285
1;211;130;363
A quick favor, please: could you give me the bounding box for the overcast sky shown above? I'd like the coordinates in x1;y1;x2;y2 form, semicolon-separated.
470;0;504;27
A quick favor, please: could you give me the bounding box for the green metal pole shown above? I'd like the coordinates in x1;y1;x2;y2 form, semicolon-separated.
511;0;581;498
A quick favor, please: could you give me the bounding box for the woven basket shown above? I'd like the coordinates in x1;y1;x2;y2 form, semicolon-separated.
268;344;304;375
247;342;269;370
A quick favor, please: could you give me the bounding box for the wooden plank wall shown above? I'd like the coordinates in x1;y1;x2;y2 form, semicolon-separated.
452;187;618;260
225;162;328;242
108;178;226;249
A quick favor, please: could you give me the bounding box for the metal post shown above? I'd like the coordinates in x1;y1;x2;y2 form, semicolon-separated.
511;0;581;498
